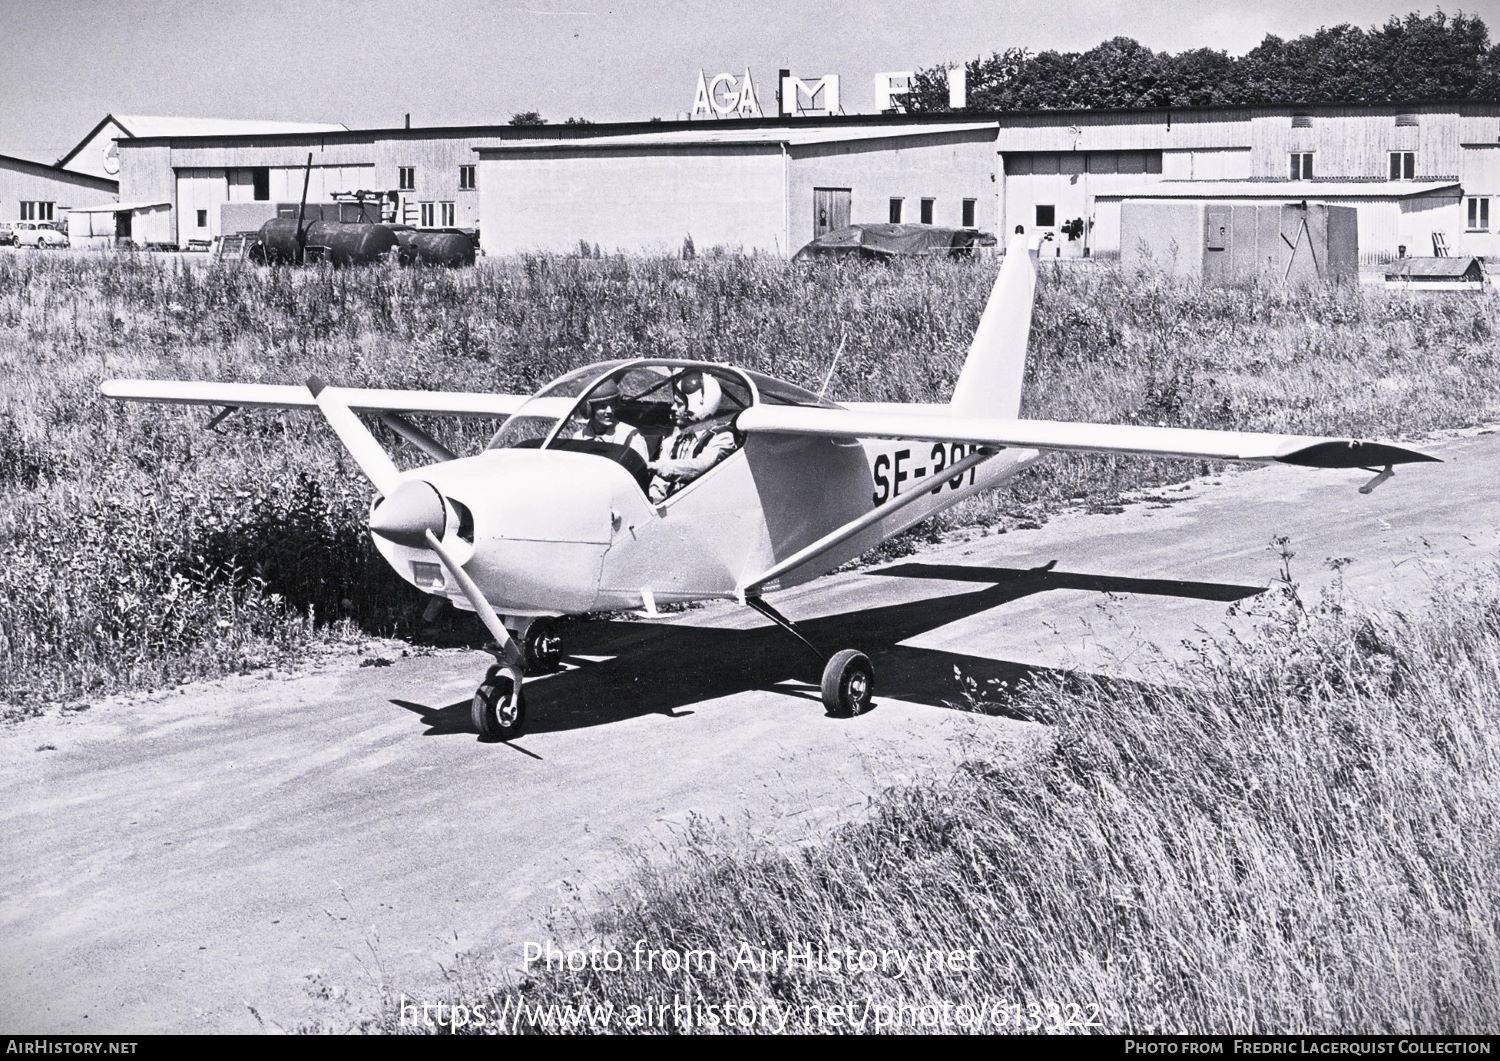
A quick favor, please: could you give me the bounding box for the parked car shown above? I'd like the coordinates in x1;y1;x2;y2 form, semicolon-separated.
13;221;69;248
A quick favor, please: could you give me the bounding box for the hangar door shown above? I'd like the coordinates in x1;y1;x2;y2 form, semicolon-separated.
813;187;851;237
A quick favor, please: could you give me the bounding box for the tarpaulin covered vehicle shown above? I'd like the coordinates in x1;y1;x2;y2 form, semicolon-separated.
793;223;996;261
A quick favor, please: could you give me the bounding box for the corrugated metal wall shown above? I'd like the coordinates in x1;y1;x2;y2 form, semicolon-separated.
1249;107;1460;178
0;162;117;222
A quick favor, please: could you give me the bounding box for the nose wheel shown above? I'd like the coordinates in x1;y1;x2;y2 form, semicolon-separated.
472;664;526;740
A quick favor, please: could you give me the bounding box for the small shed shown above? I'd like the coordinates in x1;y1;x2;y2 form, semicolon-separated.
1121;200;1358;282
64;201;170;249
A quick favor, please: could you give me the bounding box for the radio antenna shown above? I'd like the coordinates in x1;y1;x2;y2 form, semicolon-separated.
818;330;848;399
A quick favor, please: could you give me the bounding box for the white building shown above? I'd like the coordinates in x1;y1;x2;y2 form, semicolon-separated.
476;123;1001;256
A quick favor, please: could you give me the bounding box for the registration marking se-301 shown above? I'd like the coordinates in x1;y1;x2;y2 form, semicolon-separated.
872;442;983;505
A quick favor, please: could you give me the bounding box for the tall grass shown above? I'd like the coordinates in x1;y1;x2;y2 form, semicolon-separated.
2;252;1497;714
415;568;1500;1034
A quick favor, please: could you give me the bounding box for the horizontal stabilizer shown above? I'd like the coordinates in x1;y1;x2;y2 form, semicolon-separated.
736;406;1439;469
101;379;529;419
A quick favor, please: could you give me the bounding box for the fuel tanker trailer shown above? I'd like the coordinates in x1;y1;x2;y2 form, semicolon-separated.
255;218;399;266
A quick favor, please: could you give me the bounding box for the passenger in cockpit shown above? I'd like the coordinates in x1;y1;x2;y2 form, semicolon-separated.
571;379;649;463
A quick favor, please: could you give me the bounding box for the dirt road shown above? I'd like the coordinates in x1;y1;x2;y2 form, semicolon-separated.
1;428;1494;1033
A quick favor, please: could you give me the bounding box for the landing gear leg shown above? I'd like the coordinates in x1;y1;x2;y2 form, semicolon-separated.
745;597;875;717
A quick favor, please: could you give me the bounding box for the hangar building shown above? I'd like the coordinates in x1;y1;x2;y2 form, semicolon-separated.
995;103;1480;263
58;114;347;247
2;114;346;245
118;124;508;248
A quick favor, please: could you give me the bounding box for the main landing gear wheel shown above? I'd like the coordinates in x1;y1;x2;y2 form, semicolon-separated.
472;664;526;740
523;618;563;675
821;649;874;717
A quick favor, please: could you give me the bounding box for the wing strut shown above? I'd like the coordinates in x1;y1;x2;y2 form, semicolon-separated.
739;446;996;598
378;413;458;463
205;406;238;433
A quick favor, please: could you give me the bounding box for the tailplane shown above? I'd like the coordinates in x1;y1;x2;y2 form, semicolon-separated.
949;231;1040;419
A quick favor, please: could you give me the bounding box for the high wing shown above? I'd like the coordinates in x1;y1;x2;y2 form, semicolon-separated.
735;404;1439;470
99;379;529;419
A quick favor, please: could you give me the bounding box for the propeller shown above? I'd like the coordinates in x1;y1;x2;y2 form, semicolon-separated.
308;376;402;497
305;376;523;668
422;529;523;667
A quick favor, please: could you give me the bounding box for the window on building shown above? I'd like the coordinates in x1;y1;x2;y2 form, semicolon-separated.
1292;113;1313;129
420;201;436;227
399;166;416;191
196;210;208;228
889;197;903;223
962;198;977;228
440;201;455;227
1390;152;1415;180
1035;204;1056;228
1289;152;1315;180
20;201;54;221
252;167;270;201
459;164;476;191
1395;113;1419;127
920;197;935;224
1467;196;1490;231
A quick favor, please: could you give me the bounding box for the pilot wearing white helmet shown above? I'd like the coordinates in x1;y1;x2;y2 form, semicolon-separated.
648;369;739;503
571;378;649;463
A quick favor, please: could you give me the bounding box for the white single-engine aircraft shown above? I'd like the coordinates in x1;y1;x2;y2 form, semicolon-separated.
103;234;1436;738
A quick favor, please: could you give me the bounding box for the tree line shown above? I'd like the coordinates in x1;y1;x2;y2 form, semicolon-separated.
904;11;1500;112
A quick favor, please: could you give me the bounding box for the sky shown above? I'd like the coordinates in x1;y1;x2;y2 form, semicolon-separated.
4;0;1500;163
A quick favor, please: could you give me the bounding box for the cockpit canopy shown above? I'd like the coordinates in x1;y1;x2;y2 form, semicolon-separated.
485;360;838;493
488;361;834;449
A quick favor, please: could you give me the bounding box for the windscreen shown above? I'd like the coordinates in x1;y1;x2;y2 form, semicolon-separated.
487;360;632;450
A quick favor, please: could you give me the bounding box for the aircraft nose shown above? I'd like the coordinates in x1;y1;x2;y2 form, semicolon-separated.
369;480;447;546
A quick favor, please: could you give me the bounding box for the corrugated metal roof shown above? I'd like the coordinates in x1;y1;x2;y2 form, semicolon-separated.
1103;180;1458;200
478;122;998;152
66;201;169;213
113;115;348;137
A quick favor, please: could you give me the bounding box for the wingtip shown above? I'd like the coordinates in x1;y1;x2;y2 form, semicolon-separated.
1277;439;1442;469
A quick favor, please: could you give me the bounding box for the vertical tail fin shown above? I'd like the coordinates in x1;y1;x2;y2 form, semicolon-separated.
949;232;1037;419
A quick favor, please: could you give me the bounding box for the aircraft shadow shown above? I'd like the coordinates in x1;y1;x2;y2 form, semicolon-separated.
389;562;1265;739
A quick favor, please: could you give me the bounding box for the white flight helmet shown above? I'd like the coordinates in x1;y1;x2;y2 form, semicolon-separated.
673;370;723;423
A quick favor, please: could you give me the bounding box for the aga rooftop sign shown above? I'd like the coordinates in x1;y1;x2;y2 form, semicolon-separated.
689;69;843;119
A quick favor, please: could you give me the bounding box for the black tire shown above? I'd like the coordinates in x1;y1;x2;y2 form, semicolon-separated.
523;618;562;675
472;672;526;740
821;649;874;717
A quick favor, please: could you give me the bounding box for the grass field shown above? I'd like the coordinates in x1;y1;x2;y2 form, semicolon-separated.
390;567;1500;1034
2;251;1498;716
